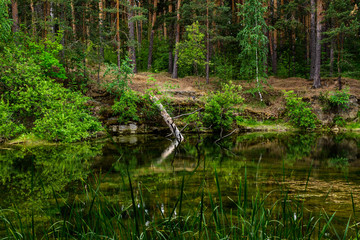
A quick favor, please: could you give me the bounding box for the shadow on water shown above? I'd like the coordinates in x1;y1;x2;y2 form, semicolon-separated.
1;132;360;238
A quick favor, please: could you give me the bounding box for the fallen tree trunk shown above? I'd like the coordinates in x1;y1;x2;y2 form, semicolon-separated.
150;96;184;142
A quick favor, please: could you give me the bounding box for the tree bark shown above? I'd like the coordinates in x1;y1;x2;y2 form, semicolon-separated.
330;39;334;77
70;0;77;39
313;0;323;88
271;0;277;75
172;0;181;79
168;3;173;74
206;0;210;84
11;0;19;32
99;0;104;58
150;96;184;142
128;0;137;73
30;0;36;36
147;0;158;70
116;0;121;68
310;0;316;80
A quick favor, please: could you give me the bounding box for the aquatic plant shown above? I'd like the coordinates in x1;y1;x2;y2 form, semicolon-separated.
1;165;358;239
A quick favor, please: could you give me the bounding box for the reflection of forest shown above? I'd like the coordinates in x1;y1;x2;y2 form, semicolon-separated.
0;142;104;233
1;133;360;236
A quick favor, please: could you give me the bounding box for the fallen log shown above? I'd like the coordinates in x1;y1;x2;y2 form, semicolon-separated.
150;96;184;142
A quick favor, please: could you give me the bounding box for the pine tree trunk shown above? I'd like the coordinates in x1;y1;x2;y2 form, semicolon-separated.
147;0;158;70
30;0;36;35
116;0;121;68
330;39;334;77
310;0;316;80
313;0;323;88
11;0;19;32
206;0;210;84
172;0;181;79
99;0;104;58
128;0;137;73
70;0;77;39
168;3;173;74
271;0;277;75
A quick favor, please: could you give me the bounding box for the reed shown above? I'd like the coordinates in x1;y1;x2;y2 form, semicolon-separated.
1;166;359;240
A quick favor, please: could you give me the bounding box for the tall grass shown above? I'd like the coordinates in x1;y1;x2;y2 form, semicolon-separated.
1;166;359;239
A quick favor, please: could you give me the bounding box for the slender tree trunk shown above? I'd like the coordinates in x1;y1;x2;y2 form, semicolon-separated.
310;0;316;80
30;0;36;36
271;0;277;75
147;0;158;70
313;0;323;88
70;0;77;39
50;2;54;33
116;0;121;68
206;0;210;84
128;0;137;73
172;0;181;79
11;0;19;32
168;3;173;74
330;39;334;77
292;32;296;77
99;0;104;58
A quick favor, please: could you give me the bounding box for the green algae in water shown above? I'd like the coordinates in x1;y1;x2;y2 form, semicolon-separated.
1;133;360;238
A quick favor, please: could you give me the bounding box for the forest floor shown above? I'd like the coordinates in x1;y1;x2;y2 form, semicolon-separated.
126;72;360;120
87;70;360;128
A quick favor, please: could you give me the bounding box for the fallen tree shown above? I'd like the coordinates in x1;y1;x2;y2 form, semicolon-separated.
150;96;184;142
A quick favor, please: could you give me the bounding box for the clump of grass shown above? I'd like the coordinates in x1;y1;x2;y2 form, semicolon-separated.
1;166;359;239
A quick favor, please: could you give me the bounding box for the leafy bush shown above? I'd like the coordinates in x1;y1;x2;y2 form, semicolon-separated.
103;57;133;97
203;82;244;131
177;21;206;77
284;91;317;130
328;88;350;110
333;116;346;127
112;90;140;124
213;54;236;82
0;36;103;142
33;108;102;142
0;99;25;139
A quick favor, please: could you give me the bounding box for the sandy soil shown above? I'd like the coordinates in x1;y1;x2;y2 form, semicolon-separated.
88;69;360;119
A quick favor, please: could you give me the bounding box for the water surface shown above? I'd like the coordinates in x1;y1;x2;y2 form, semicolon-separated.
1;132;359;236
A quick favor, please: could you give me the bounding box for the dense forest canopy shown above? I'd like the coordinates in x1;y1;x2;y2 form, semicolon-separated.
2;0;360;80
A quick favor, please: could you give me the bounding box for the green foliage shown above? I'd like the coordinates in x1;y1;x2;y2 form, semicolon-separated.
0;36;103;142
333;116;346;127
0;0;11;42
212;54;236;81
320;88;350;111
103;57;133;97
33;106;102;143
177;21;206;77
112;90;140;124
0;99;25;139
203;82;243;131
284;91;317;130
237;0;268;80
329;89;350;110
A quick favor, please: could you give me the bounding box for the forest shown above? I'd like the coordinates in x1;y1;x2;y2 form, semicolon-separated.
0;0;360;143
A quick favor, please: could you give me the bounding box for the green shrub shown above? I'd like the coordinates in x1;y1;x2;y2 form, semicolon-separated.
0;36;103;142
33;108;102;142
333;116;346;127
328;88;350;110
0;99;25;139
284;91;317;130
203;82;244;131
103;57;133;97
112;90;140;124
